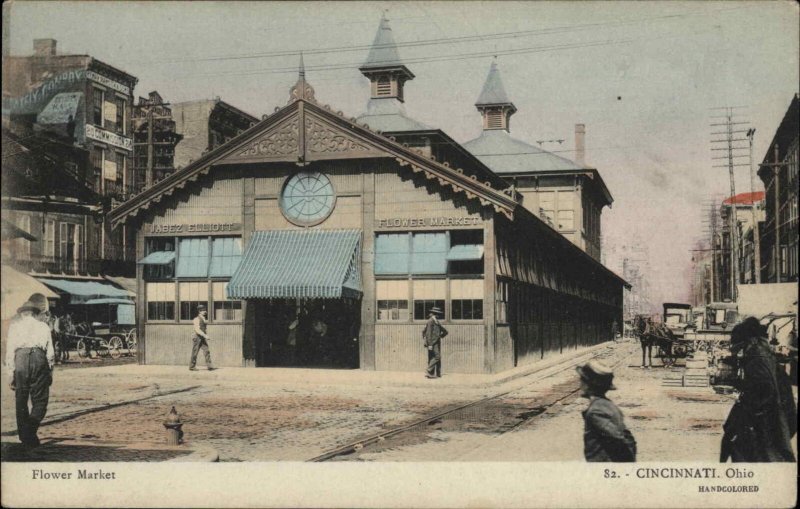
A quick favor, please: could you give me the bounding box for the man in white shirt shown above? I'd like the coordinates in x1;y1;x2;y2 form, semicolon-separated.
6;300;55;449
189;304;214;371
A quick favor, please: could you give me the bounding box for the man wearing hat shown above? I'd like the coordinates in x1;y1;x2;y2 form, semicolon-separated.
422;306;447;378
577;360;636;462
189;305;214;371
6;300;55;449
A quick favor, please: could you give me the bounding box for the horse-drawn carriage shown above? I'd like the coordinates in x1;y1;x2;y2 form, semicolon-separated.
53;298;137;361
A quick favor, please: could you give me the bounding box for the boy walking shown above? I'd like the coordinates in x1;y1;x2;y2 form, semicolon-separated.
576;360;636;462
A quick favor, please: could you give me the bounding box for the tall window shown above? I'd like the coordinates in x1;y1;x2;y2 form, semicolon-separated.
412;279;446;320
147;282;175;320
411;233;449;274
59;223;82;269
44;219;55;258
539;192;555;224
179;282;207;321
14;215;31;259
116;152;126;189
376;280;409;321
375;233;411;275
209;237;243;277
115;97;126;135
176;238;210;278
144;237;175;280
496;281;509;324
212;281;242;321
93;88;104;126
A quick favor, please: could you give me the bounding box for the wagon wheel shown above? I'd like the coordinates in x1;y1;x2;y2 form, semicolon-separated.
108;336;125;351
76;339;89;358
126;330;138;354
109;346;122;359
659;343;676;368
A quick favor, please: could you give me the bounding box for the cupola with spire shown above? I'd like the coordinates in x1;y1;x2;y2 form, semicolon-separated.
359;13;415;102
475;59;516;132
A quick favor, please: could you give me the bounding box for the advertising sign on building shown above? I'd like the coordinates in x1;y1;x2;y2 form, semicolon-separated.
86;71;131;96
85;124;133;151
103;158;118;181
103;100;117;123
36;92;83;125
1;68;87;115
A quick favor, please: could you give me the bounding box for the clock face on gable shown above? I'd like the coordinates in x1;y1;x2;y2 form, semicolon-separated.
279;171;336;226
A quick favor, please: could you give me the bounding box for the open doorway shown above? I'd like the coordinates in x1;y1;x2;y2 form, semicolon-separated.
254;298;360;369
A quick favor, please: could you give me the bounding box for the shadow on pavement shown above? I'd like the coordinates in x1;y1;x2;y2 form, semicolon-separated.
1;439;193;462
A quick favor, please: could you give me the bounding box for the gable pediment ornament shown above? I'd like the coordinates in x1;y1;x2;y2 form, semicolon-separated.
235;117;299;158
305;117;373;154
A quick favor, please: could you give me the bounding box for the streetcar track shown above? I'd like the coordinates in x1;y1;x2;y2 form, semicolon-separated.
0;385;202;437
308;344;636;462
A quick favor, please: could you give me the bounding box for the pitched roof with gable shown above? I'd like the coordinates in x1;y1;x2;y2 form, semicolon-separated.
108;94;518;227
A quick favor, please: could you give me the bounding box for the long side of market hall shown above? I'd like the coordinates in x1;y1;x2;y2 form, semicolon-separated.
109;78;626;374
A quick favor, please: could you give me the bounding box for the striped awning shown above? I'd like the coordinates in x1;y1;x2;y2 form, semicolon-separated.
227;229;362;299
446;244;484;261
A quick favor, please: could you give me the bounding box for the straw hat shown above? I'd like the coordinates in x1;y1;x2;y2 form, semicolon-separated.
17;300;41;315
429;307;443;316
576;360;616;390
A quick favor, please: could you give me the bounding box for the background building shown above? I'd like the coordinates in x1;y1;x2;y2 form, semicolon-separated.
758;93;798;284
2;38;139;277
171;98;258;170
462;61;612;261
132;91;183;191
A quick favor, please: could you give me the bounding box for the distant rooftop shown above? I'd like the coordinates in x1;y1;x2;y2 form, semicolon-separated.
357;97;431;132
722;191;765;206
463;129;585;174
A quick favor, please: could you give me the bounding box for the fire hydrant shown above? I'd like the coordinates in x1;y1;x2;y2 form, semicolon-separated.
163;406;184;445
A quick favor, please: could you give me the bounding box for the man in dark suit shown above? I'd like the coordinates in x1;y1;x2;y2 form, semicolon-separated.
423;307;447;379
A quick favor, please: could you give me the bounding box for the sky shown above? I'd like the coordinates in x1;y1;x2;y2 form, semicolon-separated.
4;1;799;307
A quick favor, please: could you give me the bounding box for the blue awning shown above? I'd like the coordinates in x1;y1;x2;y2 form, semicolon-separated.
84;298;135;305
37;278;134;305
228;229;361;299
446;244;484;261
137;251;175;265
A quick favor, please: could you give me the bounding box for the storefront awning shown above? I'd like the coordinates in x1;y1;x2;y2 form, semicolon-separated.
84;298;135;305
446;244;484;261
228;229;362;300
1;265;59;320
137;251;175;265
37;278;135;305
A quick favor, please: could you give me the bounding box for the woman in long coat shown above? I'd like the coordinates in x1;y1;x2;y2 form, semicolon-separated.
721;317;796;462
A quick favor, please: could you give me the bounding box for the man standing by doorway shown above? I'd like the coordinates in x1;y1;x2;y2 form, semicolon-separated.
189;305;214;371
6;300;55;450
423;307;447;379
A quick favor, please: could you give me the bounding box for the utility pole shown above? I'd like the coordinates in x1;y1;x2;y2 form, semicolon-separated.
772;144;781;284
747;128;761;283
711;107;751;301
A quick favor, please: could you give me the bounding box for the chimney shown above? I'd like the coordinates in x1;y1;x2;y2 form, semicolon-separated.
33;39;57;57
575;124;586;166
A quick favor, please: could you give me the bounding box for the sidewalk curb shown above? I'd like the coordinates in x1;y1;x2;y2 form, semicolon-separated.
483;341;616;388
